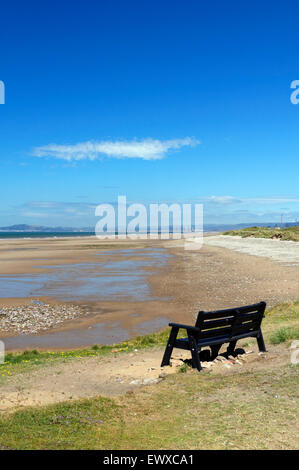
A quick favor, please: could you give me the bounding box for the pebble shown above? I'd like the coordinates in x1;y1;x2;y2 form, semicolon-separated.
0;303;83;335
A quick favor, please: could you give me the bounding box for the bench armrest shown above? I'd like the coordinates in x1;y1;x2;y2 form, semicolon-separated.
169;322;200;333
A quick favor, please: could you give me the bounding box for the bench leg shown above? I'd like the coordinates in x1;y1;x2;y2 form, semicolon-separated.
211;344;222;360
227;340;237;356
256;330;267;352
188;335;202;372
161;327;179;367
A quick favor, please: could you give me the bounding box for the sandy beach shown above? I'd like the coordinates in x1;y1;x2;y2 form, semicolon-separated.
1;235;299;351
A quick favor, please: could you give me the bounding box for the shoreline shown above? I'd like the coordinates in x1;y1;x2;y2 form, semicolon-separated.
0;230;210;241
1;236;299;351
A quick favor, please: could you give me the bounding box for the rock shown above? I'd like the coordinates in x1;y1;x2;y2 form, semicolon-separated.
237;354;246;361
142;378;161;385
201;362;212;368
159;372;168;378
216;355;227;362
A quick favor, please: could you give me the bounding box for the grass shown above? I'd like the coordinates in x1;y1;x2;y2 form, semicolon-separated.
0;364;297;450
270;326;299;344
0;300;298;449
264;300;299;336
223;225;299;242
239;300;299;348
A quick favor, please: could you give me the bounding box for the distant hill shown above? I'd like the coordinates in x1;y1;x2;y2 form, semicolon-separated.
0;222;298;232
0;224;92;232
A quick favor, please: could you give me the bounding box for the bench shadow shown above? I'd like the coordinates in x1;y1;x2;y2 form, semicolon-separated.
181;347;246;367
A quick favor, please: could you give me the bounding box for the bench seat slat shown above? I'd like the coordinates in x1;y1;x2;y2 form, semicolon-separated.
199;326;232;338
175;328;261;349
237;312;263;322
199;303;263;321
197;311;235;321
201;317;234;329
233;322;260;335
198;330;260;347
200;311;263;330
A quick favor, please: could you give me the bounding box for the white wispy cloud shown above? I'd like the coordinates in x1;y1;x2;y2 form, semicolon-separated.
32;137;200;161
204;196;299;205
245;197;299;204
206;196;242;205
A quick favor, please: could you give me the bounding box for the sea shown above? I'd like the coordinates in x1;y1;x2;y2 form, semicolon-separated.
0;232;95;239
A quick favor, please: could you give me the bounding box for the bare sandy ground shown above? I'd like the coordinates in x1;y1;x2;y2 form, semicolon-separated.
161;239;299;312
0;344;288;412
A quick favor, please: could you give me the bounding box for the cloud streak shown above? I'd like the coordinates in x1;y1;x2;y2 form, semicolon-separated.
203;196;299;205
32;137;200;161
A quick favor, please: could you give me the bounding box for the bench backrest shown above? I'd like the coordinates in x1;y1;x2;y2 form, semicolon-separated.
195;302;266;340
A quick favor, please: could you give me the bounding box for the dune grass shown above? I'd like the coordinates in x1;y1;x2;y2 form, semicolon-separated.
223;226;299;242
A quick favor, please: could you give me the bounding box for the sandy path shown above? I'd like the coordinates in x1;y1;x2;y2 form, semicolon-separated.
0;348;190;411
0;344;289;412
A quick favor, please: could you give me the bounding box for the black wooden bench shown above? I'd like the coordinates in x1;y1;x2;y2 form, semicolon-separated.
161;301;267;371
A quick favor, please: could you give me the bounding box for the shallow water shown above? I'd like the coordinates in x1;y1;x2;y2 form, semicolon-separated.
2;317;171;350
0;248;171;302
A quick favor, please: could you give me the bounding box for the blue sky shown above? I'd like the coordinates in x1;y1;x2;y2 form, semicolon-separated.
1;0;299;227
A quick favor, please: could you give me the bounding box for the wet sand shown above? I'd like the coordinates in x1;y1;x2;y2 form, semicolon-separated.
0;237;189;349
1;235;299;351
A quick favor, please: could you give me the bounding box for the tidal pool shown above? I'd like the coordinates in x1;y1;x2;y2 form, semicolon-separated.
2;317;171;350
0;248;171;302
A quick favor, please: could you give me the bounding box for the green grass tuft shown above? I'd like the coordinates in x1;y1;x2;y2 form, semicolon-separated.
270;326;299;344
178;363;189;373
